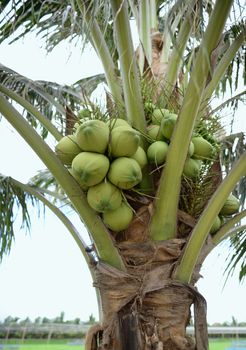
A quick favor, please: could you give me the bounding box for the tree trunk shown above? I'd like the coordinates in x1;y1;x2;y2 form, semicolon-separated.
85;205;209;350
85;245;208;349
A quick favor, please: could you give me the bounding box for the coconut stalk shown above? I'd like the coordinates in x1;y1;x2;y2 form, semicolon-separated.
163;12;192;98
174;152;246;283
110;0;146;133
212;209;246;245
149;0;157;30
139;0;152;67
0;94;125;271
0;84;62;141
75;0;123;109
149;0;234;241
160;0;189;65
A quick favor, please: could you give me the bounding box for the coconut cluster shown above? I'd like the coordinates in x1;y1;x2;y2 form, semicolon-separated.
145;105;216;179
145;104;241;235
55;105;240;236
55;115;147;232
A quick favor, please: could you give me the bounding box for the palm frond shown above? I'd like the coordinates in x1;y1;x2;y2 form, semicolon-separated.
219;131;246;282
215;21;246;97
0;0;112;50
0;173;39;260
28;169;65;203
0;63;105;136
220;132;246;208
225;229;246;282
212;89;246;115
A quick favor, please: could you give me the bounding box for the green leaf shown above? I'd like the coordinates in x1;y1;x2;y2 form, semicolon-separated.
0;174;38;260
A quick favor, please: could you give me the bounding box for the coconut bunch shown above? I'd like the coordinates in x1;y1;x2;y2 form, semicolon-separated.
55;113;149;232
145;103;216;179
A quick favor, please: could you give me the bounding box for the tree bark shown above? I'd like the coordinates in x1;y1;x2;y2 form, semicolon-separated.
85;240;208;350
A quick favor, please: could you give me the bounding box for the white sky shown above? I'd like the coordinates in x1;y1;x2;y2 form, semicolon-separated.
0;30;246;325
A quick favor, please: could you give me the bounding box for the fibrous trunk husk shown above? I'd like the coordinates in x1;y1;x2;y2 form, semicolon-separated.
85;240;208;350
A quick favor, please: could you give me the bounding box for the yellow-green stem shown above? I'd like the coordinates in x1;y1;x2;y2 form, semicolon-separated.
110;0;146;133
160;0;189;64
76;0;123;108
149;0;157;30
164;13;192;97
139;0;152;66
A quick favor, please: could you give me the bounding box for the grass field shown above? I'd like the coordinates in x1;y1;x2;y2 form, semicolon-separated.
0;338;244;349
0;340;84;350
209;339;232;350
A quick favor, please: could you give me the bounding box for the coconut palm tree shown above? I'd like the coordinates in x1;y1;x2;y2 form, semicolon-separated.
0;0;246;349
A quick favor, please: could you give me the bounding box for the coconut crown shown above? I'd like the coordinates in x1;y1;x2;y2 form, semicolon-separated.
54;103;227;234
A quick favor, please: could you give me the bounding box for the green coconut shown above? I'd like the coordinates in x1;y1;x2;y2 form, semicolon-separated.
73;122;81;132
87;181;122;212
106;118;131;129
220;194;240;216
72;152;110;187
76;119;109;153
131;146;148;169
160;113;178;140
68;168;89;191
78;108;91;119
147;124;164;142
55;134;82;165
210;216;221;234
108;126;140;158
108;157;142;189
144;102;155;114
103;202;133;232
183;158;201;179
192;136;214;160
147;141;169;165
151;108;170;125
188;141;195;157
